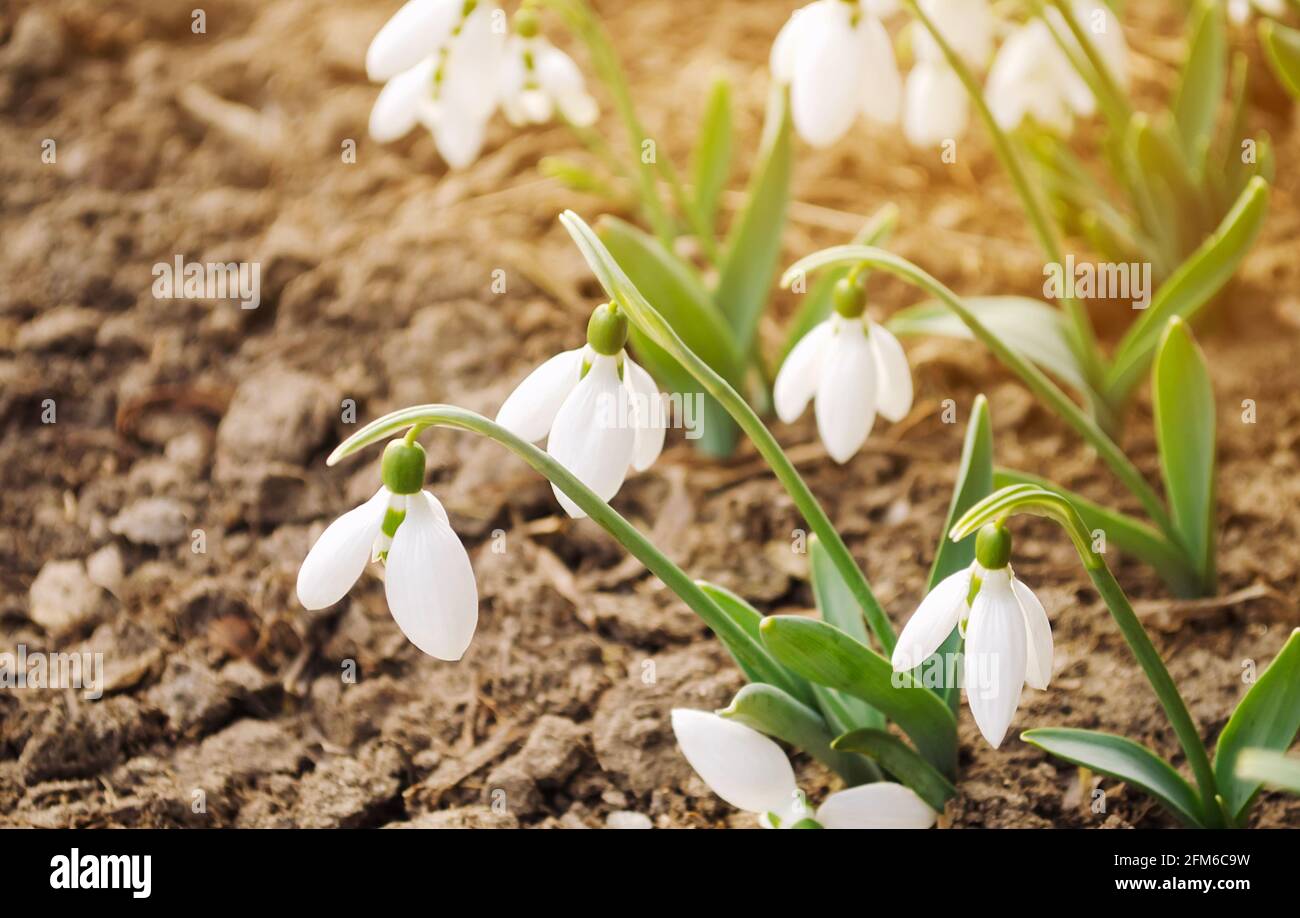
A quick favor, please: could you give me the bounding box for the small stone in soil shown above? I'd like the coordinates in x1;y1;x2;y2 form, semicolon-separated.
27;559;104;633
108;497;190;546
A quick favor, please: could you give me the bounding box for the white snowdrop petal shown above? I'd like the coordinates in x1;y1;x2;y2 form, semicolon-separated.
670;710;799;816
791;3;862;146
892;565;971;671
1013;577;1054;691
369;59;435;143
814;320;877;464
296;488;390;610
496;348;584;443
816;782;938;829
624;357;667;473
537;44;599;127
775;321;832;424
918;0;994;67
857;14;902;125
770;2;819;83
439;3;503;122
547;355;636;519
904;62;968;147
384;492;479;661
868;321;914;422
432;106;488;170
964;568;1027;749
366;0;461;82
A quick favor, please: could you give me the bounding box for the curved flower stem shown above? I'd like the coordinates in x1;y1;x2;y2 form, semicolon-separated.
542;0;719;262
791;245;1178;545
901;0;1104;396
1037;0;1133;128
561;211;898;656
330;405;810;702
952;487;1223;826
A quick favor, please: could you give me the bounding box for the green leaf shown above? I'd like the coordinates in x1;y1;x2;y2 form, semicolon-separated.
832;728;957;812
714;85;792;358
690;77;732;233
1022;727;1206;827
993;468;1202;598
596;215;742;457
1234;748;1300;796
887;296;1090;397
1215;628;1300;823
720;683;878;785
780;204;899;361
759;616;958;776
1151;318;1216;590
1106;177;1269;401
1173;0;1226;177
926;394;993;711
698;581;817;709
1260;18;1300;102
808;535;885;731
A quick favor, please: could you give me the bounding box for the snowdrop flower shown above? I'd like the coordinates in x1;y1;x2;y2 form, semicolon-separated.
297;439;478;661
498;9;598;128
770;0;902;146
891;524;1054;749
774;275;913;463
671;709;937;828
985;3;1128;133
366;0;503;169
1228;0;1285;24
495;303;666;519
903;0;995;147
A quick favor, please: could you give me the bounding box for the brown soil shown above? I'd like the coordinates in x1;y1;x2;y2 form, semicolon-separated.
1;0;1298;828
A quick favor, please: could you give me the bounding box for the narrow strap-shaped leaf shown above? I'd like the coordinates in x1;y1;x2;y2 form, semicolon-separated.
698;581;817;710
1106;177;1269;402
927;394;993;711
597;216;742;456
1022;727;1206;827
1215;628;1300;824
689;77;732;233
832;728;957;812
808;535;886;730
720;683;879;786
887;296;1089;397
780;204;899;361
713;85;792;358
760;615;958;777
1172;0;1226;178
1151;318;1216;591
993;468;1202;598
1234;748;1300;797
1260;18;1300;102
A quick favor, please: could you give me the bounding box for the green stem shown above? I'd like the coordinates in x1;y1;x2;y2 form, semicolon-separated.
561;212;897;655
330;405;809;702
543;0;677;248
902;0;1105;393
1086;563;1224;827
1039;0;1133;128
792;246;1178;542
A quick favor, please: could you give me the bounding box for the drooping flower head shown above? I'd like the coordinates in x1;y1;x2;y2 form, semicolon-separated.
366;0;504;169
671;709;937;828
903;0;996;147
891;523;1054;748
770;0;902;147
496;302;666;519
498;7;598;128
297;437;478;661
774;271;913;463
